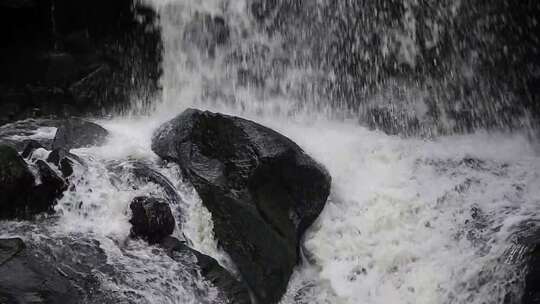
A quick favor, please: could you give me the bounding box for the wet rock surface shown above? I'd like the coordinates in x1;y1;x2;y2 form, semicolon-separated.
0;145;37;219
52;118;109;150
130;196;176;244
160;236;252;304
0;238;81;304
152;108;331;303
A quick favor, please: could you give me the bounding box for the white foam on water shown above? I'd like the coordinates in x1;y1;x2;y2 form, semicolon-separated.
41;121;222;303
7;126;57;141
268;121;540;304
136;0;540;303
55;103;536;304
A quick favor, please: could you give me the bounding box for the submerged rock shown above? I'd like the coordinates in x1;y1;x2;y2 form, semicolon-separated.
0;238;80;304
52;118;109;150
152;108;331;303
160;236;252;304
129;196;176;244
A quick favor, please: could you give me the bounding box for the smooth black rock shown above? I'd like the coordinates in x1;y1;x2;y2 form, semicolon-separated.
52;118;109;150
0;238;81;304
129;196;176;244
21;139;44;158
151;108;331;303
0;145;36;219
160;236;252;304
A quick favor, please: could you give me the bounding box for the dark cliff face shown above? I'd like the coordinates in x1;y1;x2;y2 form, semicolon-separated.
0;0;162;125
248;0;540;135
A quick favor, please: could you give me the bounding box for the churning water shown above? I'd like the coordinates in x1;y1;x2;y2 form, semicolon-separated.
1;0;539;303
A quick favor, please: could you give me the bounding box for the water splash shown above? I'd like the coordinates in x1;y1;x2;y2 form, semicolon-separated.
1;0;539;303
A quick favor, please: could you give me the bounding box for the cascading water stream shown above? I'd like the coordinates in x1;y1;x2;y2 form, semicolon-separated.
1;0;539;303
139;1;540;303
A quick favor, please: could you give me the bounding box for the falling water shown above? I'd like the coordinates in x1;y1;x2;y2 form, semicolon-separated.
1;0;539;303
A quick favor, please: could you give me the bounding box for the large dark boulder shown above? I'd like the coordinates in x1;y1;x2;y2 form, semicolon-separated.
0;238;80;304
52;118;109;150
160;236;252;304
151;108;331;303
0;145;36;219
129;196;176;244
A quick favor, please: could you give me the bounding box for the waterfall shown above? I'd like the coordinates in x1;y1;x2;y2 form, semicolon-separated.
1;0;539;303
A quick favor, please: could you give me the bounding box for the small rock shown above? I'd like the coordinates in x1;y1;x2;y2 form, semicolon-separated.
129;196;175;244
59;157;74;177
21;139;44;158
52;118;109;150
